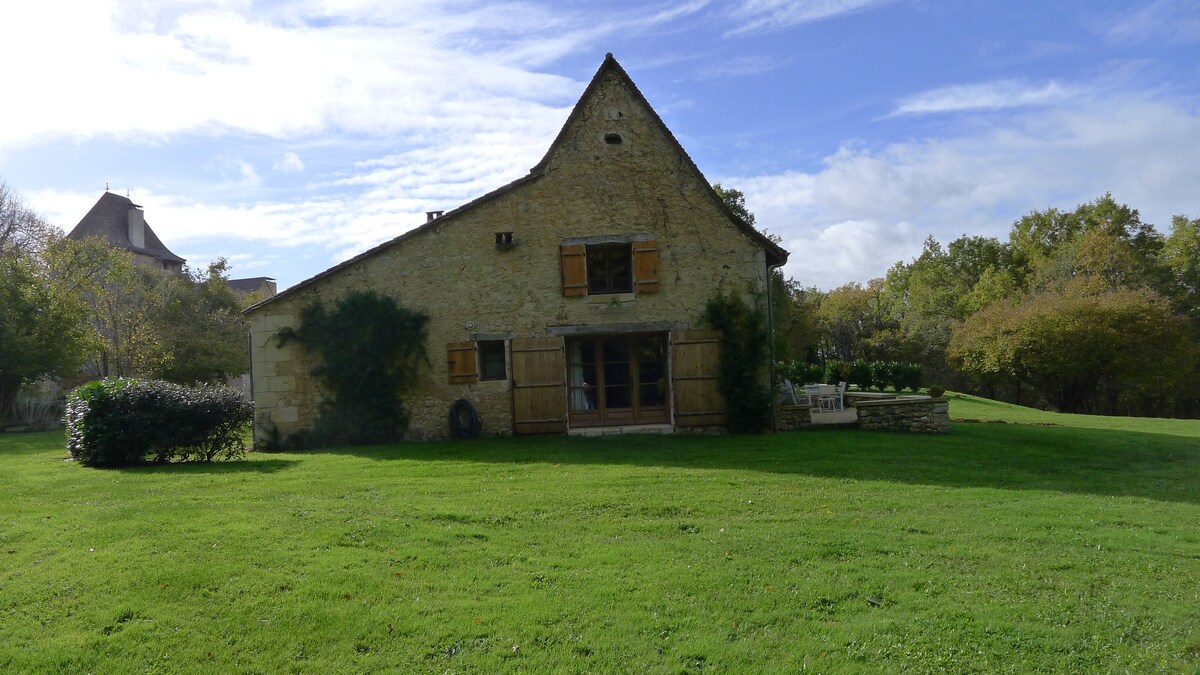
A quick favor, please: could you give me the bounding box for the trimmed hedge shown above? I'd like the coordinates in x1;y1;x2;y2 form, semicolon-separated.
776;360;822;386
803;360;924;392
65;378;253;468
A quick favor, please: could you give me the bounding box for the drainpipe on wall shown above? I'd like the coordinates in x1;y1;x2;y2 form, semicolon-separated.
766;257;782;433
246;329;254;401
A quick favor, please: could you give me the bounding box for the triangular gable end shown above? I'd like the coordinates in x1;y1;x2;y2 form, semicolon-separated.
530;53;787;267
245;53;787;315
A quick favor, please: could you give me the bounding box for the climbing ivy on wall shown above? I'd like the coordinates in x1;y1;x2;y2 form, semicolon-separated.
703;292;773;433
276;291;428;447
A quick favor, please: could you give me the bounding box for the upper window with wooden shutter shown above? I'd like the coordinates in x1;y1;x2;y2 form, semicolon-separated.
561;238;660;297
632;239;659;293
560;244;587;297
447;341;477;384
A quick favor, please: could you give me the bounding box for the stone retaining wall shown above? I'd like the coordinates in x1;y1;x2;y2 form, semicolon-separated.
855;397;950;433
776;397;950;433
777;405;811;431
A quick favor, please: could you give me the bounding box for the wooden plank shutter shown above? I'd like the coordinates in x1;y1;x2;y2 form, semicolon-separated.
511;337;567;434
633;239;660;293
560;244;587;297
447;341;477;384
670;329;726;428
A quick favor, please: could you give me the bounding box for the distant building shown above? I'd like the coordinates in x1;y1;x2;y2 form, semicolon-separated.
67;191;274;296
67;192;186;272
228;276;277;298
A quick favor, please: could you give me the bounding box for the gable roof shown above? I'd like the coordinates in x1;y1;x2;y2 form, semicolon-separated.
532;54;788;266
245;53;788;315
67;192;186;265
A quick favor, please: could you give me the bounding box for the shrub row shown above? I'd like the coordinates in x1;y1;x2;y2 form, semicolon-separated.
65;378;253;468
777;359;923;393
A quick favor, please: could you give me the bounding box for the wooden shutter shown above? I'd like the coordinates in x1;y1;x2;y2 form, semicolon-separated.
633;239;660;293
560;244;587;297
447;341;477;384
670;329;726;428
511;337;567;434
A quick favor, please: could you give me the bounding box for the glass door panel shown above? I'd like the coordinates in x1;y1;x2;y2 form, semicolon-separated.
567;333;669;427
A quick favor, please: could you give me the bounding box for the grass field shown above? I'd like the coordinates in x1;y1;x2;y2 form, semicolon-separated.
2;399;1198;673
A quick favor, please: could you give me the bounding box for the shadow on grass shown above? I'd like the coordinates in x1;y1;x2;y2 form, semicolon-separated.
0;430;296;474
315;423;1200;505
114;458;298;475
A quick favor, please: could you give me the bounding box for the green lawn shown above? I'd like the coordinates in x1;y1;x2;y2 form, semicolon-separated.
2;405;1198;672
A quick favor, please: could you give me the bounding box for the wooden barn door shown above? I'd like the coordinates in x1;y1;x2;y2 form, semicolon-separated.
511;337;568;434
670;329;726;429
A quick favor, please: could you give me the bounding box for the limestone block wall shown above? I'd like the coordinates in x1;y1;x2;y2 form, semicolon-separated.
776;405;812;431
244;65;774;444
855;398;950;433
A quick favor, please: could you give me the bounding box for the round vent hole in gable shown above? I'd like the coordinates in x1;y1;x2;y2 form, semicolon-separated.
604;133;623;145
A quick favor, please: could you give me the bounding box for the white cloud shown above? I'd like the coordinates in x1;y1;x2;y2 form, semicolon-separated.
0;2;582;148
0;1;716;150
1100;0;1200;45
725;0;892;36
273;152;305;173
891;80;1085;116
698;55;789;78
238;162;261;187
727;97;1200;288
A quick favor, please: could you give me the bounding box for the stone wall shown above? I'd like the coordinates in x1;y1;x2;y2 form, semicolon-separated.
855;398;950;433
245;63;774;443
777;405;811;431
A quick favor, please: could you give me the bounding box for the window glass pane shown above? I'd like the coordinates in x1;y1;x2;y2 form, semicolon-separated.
479;341;506;381
585;244;632;295
569;341;598;410
604;361;630;386
609;252;632;293
587;249;610;294
602;337;629;364
605;385;631;408
639;360;664;386
639;335;665;361
640;383;665;407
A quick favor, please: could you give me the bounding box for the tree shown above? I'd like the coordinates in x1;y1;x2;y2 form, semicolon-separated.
46;236;166;379
713;183;756;228
1161;215;1200;321
0;250;91;420
771;275;821;364
816;279;897;362
45;238;248;384
949;283;1195;414
0;181;93;419
0;181;56;256
153;259;250;383
1011;194;1163;290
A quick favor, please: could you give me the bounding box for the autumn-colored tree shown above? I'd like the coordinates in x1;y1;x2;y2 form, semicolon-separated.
949;283;1196;414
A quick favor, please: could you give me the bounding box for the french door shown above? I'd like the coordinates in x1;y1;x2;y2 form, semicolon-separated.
566;333;668;427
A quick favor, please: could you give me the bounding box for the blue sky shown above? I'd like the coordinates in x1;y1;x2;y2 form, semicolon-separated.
2;0;1198;290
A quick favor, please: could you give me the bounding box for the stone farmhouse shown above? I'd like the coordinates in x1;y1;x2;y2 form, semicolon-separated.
243;54;789;442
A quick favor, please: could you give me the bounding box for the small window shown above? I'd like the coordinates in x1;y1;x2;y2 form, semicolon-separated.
586;244;632;294
604;133;623;145
479;340;507;381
